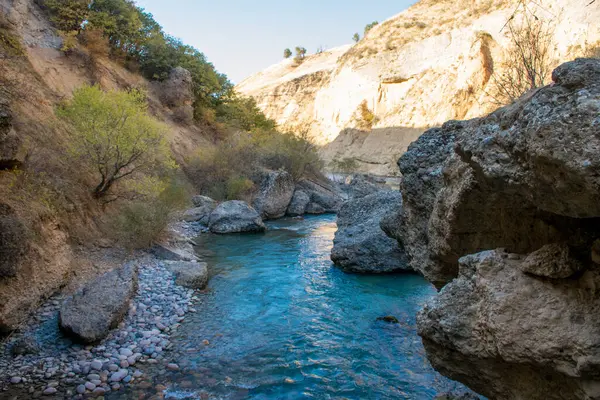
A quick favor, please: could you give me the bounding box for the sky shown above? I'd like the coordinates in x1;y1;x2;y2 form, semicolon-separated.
134;0;416;84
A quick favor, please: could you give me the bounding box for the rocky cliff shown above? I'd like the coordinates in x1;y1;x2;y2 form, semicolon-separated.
386;58;600;399
237;0;600;175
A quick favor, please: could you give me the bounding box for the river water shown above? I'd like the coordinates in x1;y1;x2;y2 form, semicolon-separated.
136;215;468;399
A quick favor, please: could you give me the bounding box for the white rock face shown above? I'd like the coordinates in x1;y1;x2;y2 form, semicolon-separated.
236;0;600;174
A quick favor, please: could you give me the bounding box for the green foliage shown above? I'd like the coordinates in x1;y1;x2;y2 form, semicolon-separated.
188;129;322;201
0;27;24;56
364;21;379;36
330;157;359;175
106;178;190;249
57;85;175;199
284;48;292;59
216;95;276;132
294;46;307;64
353;33;360;43
38;0;89;32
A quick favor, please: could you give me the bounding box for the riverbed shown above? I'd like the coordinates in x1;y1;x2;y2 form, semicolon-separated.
117;215;468;399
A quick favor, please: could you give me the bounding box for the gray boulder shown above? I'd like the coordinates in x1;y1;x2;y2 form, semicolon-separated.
305;202;326;215
164;261;209;290
160;67;194;125
405;59;600;399
208;201;266;234
331;190;409;273
286;190;310;216
253;170;295;219
192;195;217;209
59;263;138;343
296;178;343;213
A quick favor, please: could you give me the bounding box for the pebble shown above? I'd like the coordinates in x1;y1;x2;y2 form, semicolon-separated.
166;363;180;371
0;249;201;397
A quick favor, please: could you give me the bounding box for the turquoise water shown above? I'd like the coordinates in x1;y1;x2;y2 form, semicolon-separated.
162;215;466;399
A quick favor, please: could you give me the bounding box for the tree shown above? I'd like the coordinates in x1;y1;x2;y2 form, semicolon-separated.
39;0;89;32
294;46;307;64
353;33;360;43
364;21;379;36
57;85;175;199
489;12;555;105
284;48;292;58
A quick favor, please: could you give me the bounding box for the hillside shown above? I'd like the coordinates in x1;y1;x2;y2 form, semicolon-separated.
237;0;600;175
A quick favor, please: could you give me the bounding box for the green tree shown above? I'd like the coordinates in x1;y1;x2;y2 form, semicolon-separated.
39;0;89;32
364;21;379;36
284;48;292;58
353;33;360;43
216;95;276;132
57;85;175;199
294;46;307;64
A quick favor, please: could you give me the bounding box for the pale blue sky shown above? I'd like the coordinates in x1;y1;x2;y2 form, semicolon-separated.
134;0;416;83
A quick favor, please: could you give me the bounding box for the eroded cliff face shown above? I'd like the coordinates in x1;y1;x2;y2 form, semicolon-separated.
237;0;600;174
388;58;600;399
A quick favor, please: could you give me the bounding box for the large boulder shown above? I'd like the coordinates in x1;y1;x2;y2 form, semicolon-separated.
59;263;138;343
286;190;310;216
160;67;194;125
392;59;600;399
252;170;295;220
164;261;209;290
208;201;266;234
418;250;600;400
296;178;343;213
183;197;217;224
331;190;410;273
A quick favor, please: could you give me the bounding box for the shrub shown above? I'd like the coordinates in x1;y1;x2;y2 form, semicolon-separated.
57;85;176;199
37;0;89;32
106;178;189;249
364;21;379;36
0;26;24;57
489;12;555;105
226;176;255;201
358;100;376;130
293;46;307;65
284;48;292;59
80;28;111;59
353;33;360;43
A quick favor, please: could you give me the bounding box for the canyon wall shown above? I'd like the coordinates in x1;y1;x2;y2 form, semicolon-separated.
385;58;600;399
237;0;600;175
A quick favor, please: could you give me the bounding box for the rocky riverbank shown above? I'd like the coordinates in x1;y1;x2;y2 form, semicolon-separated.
0;218;207;399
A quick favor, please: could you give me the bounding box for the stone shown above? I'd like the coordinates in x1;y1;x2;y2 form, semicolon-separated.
166;363;179;371
286;190;311;217
42;387;57;395
84;382;96;391
419;250;600;400
331;190;409;273
59;263;139;343
305;202;325;215
296;179;343;213
253;170;295;220
520;243;584;279
110;369;129;383
376;316;399;324
191;195;217;209
160;67;194;124
10;377;22;384
76;385;86;395
163;261;209;290
208;201;266;234
90;360;103;371
343;174;382;199
119;348;133;357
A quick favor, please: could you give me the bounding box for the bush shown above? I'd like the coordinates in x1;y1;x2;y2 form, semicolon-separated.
358;100;376;130
106;178;189;249
57;85;175;199
284;48;292;59
364;21;379;36
330;157;359;175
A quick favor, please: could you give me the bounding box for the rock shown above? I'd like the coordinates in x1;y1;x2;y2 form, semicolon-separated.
109;369;128;383
296;178;343;213
435;392;480;400
164;261;209;290
286;190;311;217
59;263;139;343
76;385;86;395
160;67;194;125
343;174;382;199
253;170;295;219
84;382;96;391
183;206;214;224
520;243;584;279
90;360;103;371
10;376;22;384
208;201;266;234
10;335;40;356
376;316;399;324
304;202;325;215
419;250;600;400
191;195;217;209
410;60;600;399
0;101;23;170
42;387;57;395
150;243;193;262
331;190;409;273
166;363;179;371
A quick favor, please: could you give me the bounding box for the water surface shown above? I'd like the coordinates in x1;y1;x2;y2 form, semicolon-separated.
160;215;466;399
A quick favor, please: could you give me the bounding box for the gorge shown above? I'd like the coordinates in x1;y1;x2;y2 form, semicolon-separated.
1;0;600;399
